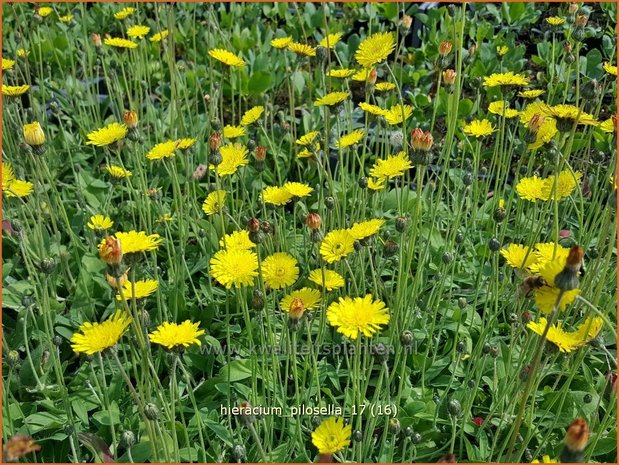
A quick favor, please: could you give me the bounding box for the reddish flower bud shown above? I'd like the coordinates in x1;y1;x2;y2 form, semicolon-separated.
411;128;434;152
247;217;261;233
439;41;453;57
401;15;413;30
123;110;138;129
443;69;456;85
472;417;484;427
255;145;267;161
91;33;102;48
575;14;588;27
565;418;589;452
528;113;545;133
99;236;123;265
306;213;322;230
288;297;305;321
209;132;222;152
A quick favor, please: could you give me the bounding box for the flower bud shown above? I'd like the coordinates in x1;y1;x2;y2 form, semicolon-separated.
123;111;138;129
288;297;305;323
306;213;321;230
488;238;501;252
91;33;102;48
458;297;467;309
121;430;136;448
237;400;255;425
232;444;246;463
401;15;413;30
247;217;261;233
439;41;453;57
489;344;500;358
447;399;461;416
23;122;45;147
255;145;267;161
395;216;409;233
568;3;579;14
367;68;378;86
358;177;368;189
400;330;414;346
352;430;363;442
493;207;506;222
575;14;588;27
99;236;123;265
456;341;467;353
251;289;265;310
7;350;20;367
384;239;399;257
316;46;329;63
462;172;473;186
144;403;159;420
325;196;335;210
442;252;453;264
209;132;222;153
388;418;401;434
39;257;56;274
371;342;390;363
443;69;456;86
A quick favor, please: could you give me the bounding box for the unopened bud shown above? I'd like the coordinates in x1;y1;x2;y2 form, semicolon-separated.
401;15;413;30
439;41;453;57
575;14;588;27
91;33;102;48
568;3;579;14
123;111;138;129
255;145;267;161
209;132;222;153
306;213;321;230
251;289;264;310
99;236;123;265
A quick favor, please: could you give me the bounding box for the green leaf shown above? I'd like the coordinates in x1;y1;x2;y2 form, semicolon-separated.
205;419;234;447
218;359;253;382
92;401;120;426
248;71;272;95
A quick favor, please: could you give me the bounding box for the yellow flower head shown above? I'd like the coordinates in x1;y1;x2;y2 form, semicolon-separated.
71;311;132;355
308;268;345;291
527;317;602;352
352;68;375;82
271;37;293;49
355;31;396;68
150;30;169;43
17;49;30;58
59;14;74;23
384;104;413;125
544;104;598;126
541;170;582;200
516;175;547;202
202;190;226;216
320;229;355;263
463;119;495;138
37;7;53;17
327;68;356;78
116;279;159;300
296;131;320;146
359;102;388;117
336;129;365;149
240;106;264;126
214;143;249;176
348;218;385;241
146;140;177;160
369;151;412;180
367;177;386;191
105;164;132;179
311;417;352;454
86;122;127;147
518;89;545;99
2;163;15;190
208;48;246;67
488;101;520;118
114;7;135;20
219;230;255;250
529;242;570;273
500;244;538;270
87;215;114;231
3;179;34;198
533;259;580;313
104;37;138;49
327;294;390;339
375;82;396;92
223;125;246;139
261;252;299;289
262;186;293;206
483;72;530;87
287;42;316;57
531;455;559;463
2;58;15;70
314;91;350;107
149;321;205;350
127;25;151;39
284;181;313;198
113;230;162;254
175;138;197;150
496;45;509;56
545;16;566;26
319;32;343;49
23;122;45;146
2;84;30;96
603;62;617;76
209;248;259;288
600;118;616;133
281;287;322;312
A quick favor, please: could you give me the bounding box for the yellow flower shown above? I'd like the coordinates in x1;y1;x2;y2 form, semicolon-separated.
214;143;249;176
463;119;495;138
149;321;205;350
114;230;162;254
375;82;396;92
367;177;386;191
336;129;365;149
352;68;375;82
105;164;132;179
287;42;316;57
600;118;615;133
541;170;582;200
127;25;150;39
71;310;132;355
545;16;565;26
221;125;245;139
314;91;350;107
86;122;127;147
296;131;319;146
516;175;547;202
319;32;343;49
150;30;169;42
284;182;313;198
114;7;135;20
533;259;580;313
527;317;602;352
327;68;356;78
38;7;53;17
603;62;617;76
281;287;322;312
175;138;197;150
483;72;530;87
262;186;293;206
2;163;15;190
240;106;264;126
59;14;73;23
208;48;246;67
320;229;355;263
355;31;396;68
3;179;34;198
327;294;390;339
210;248;259;288
518;89;545;99
311;417;352;454
297;146;318;158
104;37;138;49
500;244;538;270
202;190;226;216
359;102;388;116
146;140;177;160
116;279;159;300
308;269;345;291
261;252;299;289
529;119;558;149
496;45;509;56
532;455;559;463
271;37;293;49
87;215;114;231
219;230;255;250
529;243;569;273
2;58;15;70
488;101;520;118
369;151;412;180
23;122;45;146
383;104;413;125
348;218;385;241
2;84;30;96
543;104;598;126
17;49;30;58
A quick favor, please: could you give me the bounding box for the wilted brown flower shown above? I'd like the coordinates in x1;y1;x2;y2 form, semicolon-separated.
3;435;41;462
